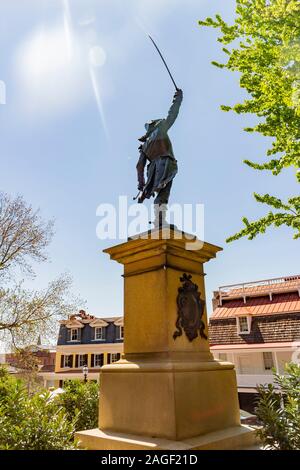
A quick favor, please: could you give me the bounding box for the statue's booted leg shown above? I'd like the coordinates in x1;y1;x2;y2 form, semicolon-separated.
153;182;172;228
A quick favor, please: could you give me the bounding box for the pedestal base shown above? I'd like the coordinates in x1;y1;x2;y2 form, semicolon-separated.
98;357;241;441
75;425;257;450
88;232;258;451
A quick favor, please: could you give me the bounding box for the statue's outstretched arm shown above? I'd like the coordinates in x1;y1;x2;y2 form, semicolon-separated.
165;89;183;130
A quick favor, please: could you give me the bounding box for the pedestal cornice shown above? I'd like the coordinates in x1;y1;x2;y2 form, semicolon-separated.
103;229;222;275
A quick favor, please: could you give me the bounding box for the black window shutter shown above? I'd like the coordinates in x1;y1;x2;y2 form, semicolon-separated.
60;355;64;368
117;353;121;361
103;327;106;339
91;354;94;367
78;328;81;341
100;354;104;366
75;355;79;368
107;353;111;364
84;354;88;366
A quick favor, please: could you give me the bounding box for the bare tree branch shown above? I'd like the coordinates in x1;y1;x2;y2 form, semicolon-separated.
0;192;54;279
0;192;83;348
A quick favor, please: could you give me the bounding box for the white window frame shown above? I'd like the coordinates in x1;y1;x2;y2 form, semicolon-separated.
64;355;73;368
263;351;274;370
78;354;86;367
70;328;79;342
237;316;251;335
111;353;120;363
117;325;124;340
94;327;105;341
94;354;104;367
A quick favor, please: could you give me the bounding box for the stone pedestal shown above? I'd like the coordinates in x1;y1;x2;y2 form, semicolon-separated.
76;229;256;450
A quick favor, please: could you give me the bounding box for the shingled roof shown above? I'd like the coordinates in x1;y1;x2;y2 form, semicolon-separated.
209;275;300;345
209;313;300;345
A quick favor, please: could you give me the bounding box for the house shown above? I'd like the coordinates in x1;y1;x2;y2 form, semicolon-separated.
209;275;300;412
5;344;56;388
54;310;124;387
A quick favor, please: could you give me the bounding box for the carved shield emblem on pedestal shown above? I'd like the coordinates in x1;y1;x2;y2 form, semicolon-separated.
173;273;207;342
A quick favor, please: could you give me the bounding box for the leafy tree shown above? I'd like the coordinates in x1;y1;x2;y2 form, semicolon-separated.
255;363;300;450
0;366;23;403
199;0;300;240
56;380;99;432
0;191;79;348
0;367;79;450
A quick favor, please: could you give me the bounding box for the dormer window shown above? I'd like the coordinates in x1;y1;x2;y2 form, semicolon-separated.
71;328;78;341
117;325;124;340
237;316;251;335
95;327;106;341
67;328;80;342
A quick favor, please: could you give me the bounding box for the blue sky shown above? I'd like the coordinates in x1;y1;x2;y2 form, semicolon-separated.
1;0;299;323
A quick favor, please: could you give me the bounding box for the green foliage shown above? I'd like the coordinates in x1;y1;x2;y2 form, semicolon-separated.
199;0;300;240
0;370;99;449
255;363;300;450
0;367;25;405
227;193;300;240
0;367;79;450
56;380;99;432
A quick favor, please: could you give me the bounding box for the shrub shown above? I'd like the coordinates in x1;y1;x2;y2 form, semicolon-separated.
0;367;79;450
255;363;300;450
56;380;99;432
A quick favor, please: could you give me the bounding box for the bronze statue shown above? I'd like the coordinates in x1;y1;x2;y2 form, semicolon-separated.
136;89;183;225
136;88;183;199
134;36;183;227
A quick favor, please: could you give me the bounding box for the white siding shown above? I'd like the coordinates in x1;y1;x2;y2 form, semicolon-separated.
236;352;268;375
276;351;293;373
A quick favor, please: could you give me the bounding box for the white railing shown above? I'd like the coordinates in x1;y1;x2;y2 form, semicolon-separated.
218;274;300;305
236;374;275;389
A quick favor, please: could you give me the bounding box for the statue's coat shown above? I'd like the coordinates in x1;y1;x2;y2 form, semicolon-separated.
136;90;183;204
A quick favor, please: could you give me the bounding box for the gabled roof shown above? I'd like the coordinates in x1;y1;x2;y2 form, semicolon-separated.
60;310;123;326
100;317;123;323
